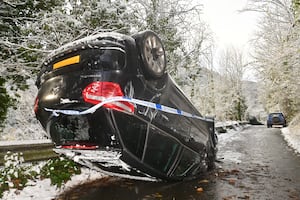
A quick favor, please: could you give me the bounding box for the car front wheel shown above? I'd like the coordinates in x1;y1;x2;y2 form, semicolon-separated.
133;30;166;79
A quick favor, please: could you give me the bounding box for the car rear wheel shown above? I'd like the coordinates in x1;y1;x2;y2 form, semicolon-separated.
207;132;217;170
207;146;216;170
133;30;166;79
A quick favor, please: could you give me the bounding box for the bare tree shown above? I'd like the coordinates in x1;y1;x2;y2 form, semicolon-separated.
215;46;248;121
245;0;300;120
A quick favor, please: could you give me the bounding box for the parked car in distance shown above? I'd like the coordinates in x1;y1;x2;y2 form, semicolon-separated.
34;30;218;181
267;112;287;128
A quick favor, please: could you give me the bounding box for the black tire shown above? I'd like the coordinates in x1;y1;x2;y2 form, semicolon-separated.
207;145;217;170
207;131;217;170
133;30;166;79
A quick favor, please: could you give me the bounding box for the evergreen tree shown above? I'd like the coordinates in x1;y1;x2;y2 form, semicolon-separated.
0;0;132;127
0;0;61;125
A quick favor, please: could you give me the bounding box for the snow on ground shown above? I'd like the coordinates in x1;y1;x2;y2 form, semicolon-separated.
281;113;300;154
2;123;300;200
2;168;106;200
281;127;300;154
216;123;250;164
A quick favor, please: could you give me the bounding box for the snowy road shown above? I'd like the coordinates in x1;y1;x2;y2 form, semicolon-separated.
56;125;300;200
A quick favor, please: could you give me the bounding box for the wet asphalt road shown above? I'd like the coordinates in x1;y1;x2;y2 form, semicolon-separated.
57;125;300;200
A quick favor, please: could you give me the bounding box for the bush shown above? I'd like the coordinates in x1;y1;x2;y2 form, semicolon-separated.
0;153;81;198
0;77;14;127
40;157;81;188
0;152;37;198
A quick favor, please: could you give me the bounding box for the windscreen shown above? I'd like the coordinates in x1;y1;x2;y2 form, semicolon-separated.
47;110;115;147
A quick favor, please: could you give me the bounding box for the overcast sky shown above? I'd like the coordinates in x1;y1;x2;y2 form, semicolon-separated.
201;0;259;49
201;0;260;80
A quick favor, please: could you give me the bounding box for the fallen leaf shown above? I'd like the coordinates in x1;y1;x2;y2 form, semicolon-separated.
228;179;236;185
231;169;240;174
238;195;250;199
223;195;237;200
199;179;209;184
153;193;163;198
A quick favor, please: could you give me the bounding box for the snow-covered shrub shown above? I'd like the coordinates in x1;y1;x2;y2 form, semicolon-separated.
0;152;37;198
0;153;81;197
0;77;14;128
0;79;45;140
40;157;81;188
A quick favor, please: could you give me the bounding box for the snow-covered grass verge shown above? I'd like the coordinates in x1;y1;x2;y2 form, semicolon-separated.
281;127;300;154
2;167;105;200
280;113;300;155
1;153;106;200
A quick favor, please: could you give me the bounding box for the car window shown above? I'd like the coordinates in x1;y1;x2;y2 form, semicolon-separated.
153;112;191;141
143;126;180;173
269;113;284;119
114;113;147;159
49;115;90;144
173;148;200;176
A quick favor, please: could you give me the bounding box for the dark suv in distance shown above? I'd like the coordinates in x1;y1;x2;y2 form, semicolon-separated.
267;112;287;128
34;30;217;181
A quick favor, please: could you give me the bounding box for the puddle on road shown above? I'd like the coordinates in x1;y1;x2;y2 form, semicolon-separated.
55;168;256;200
56;173;220;200
55;163;300;200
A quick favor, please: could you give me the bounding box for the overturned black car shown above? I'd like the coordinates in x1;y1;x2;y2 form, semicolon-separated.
34;30;217;181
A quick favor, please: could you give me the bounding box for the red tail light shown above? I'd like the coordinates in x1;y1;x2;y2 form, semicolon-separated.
82;81;134;113
61;144;98;150
34;97;39;113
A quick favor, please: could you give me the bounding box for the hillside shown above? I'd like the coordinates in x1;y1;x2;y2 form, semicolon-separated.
242;80;266;122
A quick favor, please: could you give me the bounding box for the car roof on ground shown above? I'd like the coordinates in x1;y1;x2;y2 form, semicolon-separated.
268;112;284;116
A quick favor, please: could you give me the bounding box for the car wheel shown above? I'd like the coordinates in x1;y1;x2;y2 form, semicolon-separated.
207;133;217;170
207;146;216;170
133;30;166;79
